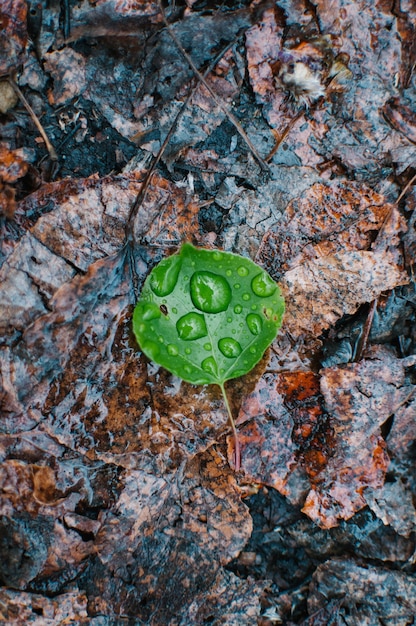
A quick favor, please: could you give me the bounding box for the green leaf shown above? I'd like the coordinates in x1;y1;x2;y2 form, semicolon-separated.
133;243;285;386
132;243;285;469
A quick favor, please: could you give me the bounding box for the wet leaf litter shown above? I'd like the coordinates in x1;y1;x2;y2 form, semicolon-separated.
133;243;285;468
1;0;416;624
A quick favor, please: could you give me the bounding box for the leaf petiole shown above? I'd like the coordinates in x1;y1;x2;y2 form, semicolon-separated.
219;382;241;471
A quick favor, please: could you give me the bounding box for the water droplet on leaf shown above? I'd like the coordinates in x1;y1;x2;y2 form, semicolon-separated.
190;271;232;313
218;337;242;358
167;344;179;356
142;340;160;360
246;313;263;335
149;254;182;296
140;302;161;321
251;272;277;297
201;356;218;375
234;304;242;314
237;266;249;277
177;312;208;341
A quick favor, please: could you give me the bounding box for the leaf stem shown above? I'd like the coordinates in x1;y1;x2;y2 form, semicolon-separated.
219;382;241;471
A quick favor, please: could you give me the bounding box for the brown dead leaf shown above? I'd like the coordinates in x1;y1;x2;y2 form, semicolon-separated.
282;249;407;337
0;588;88;624
0;0;27;75
83;449;252;623
257;181;408;338
0;147;29;219
235;370;327;504
236;347;413;529
303;347;407;528
257;180;394;278
184;568;266;626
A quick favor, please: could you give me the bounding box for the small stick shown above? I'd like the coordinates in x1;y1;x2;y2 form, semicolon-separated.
158;1;269;173
8;78;58;163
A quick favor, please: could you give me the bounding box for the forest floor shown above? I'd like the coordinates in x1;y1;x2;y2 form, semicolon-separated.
0;0;416;624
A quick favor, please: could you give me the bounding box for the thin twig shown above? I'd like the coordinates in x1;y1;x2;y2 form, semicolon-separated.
396;171;416;205
8;78;58;162
353;297;377;362
158;1;269;172
266;111;303;162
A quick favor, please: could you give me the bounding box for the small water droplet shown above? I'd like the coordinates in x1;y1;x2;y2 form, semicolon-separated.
167;344;179;356
190;271;232;313
204;342;212;351
172;307;178;314
227;316;232;323
158;336;164;343
234;304;242;314
184;365;192;374
177;312;208;341
237;266;249;277
149;254;182;296
233;283;241;289
242;293;250;301
246;313;263;335
218;337;242;358
213;251;222;261
251;271;277;297
142;340;160;360
185;347;191;354
264;307;273;319
201;356;218;376
249;346;257;354
140;302;162;321
251;304;257;311
226;269;232;277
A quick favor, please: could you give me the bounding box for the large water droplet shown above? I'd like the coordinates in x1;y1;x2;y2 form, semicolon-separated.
246;313;263;335
140;302;161;321
251;271;277;297
176;312;208;341
201;356;218;376
237;265;249;277
167;344;179;356
218;337;242;358
149;254;182;296
190;271;232;313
